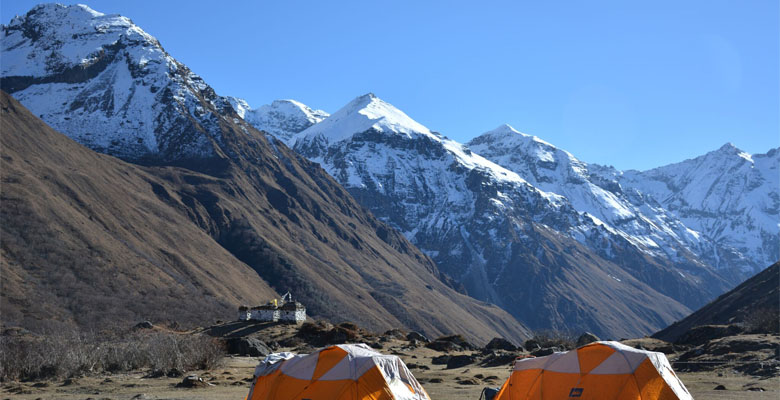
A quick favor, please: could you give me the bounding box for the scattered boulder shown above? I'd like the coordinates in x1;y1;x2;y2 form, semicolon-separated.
226;337;271;357
384;329;406;339
407;331;429;343
524;339;541;351
61;378;78;386
620;338;676;354
531;347;558;357
457;377;480;385
576;332;600;347
432;355;451;365
176;375;212;388
481;352;518;367
427;340;461;352
486;337;518;351
446;354;477;369
296;321;359;346
1;326;31;336
714;385;726;390
339;322;359;330
134;321;154;330
427;334;475;352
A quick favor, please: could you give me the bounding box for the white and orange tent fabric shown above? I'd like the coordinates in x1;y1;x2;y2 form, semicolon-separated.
246;343;431;400
494;341;692;400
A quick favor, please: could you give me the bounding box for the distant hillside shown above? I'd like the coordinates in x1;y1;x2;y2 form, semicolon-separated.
654;262;779;342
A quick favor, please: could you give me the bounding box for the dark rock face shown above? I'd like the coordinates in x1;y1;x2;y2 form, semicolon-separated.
481;352;520;367
524;339;541;351
176;375;210;388
576;332;600;347
485;337;518;352
426;335;476;352
406;331;429;343
134;321;154;330
431;355;451;365
226;337;271;357
531;347;558;357
446;354;477;369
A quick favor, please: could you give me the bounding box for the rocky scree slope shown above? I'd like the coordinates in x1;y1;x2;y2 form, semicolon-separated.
0;4;530;344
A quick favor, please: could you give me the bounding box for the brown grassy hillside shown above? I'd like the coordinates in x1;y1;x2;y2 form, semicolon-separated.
0;91;530;343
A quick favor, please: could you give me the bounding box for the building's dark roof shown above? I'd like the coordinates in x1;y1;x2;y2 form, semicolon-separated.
280;301;305;311
251;304;279;310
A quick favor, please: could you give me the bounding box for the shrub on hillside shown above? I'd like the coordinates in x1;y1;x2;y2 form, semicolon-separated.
744;308;780;334
0;330;223;382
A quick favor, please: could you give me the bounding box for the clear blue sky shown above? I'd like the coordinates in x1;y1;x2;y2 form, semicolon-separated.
2;1;778;170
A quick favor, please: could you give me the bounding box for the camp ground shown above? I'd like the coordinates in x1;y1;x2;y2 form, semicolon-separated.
245;341;692;400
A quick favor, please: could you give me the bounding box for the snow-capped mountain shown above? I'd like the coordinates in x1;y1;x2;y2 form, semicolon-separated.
225;97;328;143
1;3;234;161
620;145;779;276
286;93;730;337
469;126;779;280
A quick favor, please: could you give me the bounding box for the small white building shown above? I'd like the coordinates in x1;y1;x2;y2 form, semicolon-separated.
279;301;306;324
238;305;251;321
238;292;306;324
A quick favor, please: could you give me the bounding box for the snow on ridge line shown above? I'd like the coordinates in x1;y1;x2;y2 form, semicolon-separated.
480;123;557;148
290;93;566;204
1;3;158;77
294;93;439;144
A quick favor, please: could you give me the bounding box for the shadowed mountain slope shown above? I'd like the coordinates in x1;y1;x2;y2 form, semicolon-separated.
654;262;780;342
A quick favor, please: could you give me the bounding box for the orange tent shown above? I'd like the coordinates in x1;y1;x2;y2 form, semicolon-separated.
494;341;692;400
246;343;431;400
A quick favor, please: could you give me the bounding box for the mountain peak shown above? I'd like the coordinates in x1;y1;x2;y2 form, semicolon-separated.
712;142;753;163
2;3;157;78
294;93;436;145
481;123;528;139
470;123;557;151
718;142;739;152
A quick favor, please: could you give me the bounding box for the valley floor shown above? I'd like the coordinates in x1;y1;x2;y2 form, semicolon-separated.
3;349;778;400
